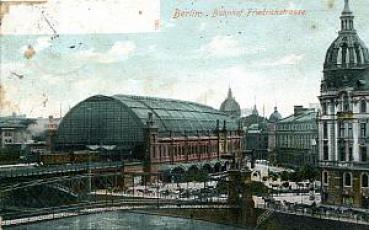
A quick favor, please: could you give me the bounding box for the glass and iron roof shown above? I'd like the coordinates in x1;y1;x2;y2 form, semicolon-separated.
56;94;239;149
107;94;239;134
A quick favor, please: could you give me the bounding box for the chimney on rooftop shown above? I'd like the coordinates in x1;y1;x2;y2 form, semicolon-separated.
294;105;306;116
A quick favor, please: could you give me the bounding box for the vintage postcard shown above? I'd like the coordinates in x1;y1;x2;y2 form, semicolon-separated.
1;0;369;229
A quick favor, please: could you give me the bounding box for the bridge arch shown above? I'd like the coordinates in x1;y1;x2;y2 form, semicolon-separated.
171;166;186;174
188;165;199;174
222;161;230;171
202;163;212;173
214;162;222;172
171;166;186;183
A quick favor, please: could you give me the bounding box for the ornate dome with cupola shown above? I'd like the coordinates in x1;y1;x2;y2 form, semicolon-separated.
322;0;369;90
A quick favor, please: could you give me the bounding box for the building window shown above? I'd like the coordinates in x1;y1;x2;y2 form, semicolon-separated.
348;123;353;138
349;146;353;161
361;123;367;138
323;171;328;185
361;146;368;162
362;173;369;188
343;95;349;112
160;145;163;157
339;122;345;138
4;131;12;137
322;102;327;115
323;141;329;161
323;122;328;139
343;172;352;187
330;100;335;113
339;145;346;161
361;100;367;113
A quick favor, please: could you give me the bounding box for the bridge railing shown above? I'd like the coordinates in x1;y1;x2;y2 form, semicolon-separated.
0;161;126;178
319;161;369;169
1;199;232;226
256;202;369;225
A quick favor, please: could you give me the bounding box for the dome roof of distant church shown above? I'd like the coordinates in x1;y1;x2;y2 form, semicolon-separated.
220;88;241;118
269;106;282;123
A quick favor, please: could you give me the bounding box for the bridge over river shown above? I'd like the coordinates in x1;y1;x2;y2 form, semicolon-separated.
1;199;236;227
3;163;369;229
0;162;257;228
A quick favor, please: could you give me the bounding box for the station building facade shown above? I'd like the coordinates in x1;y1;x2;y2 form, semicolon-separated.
55;94;243;173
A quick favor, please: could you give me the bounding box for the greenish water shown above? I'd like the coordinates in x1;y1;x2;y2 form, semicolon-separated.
7;211;247;230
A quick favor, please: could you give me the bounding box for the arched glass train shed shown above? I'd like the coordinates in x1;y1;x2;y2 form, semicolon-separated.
55;95;239;160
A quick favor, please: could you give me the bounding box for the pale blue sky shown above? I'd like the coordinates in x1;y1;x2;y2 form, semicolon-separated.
1;0;369;118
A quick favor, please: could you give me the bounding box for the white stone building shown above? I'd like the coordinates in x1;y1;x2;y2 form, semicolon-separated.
319;0;369;208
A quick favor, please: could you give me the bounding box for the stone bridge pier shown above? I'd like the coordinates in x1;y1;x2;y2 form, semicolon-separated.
228;169;257;226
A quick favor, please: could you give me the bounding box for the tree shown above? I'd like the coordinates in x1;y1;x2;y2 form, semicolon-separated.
247;181;269;194
300;165;319;182
280;171;290;181
268;171;279;181
289;171;302;182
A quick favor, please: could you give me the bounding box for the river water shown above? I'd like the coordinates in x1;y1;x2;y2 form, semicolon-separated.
7;211;247;230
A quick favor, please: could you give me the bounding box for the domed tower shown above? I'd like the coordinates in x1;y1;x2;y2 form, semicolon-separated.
319;0;369;208
268;106;282;123
220;88;241;118
321;0;369;91
267;106;282;157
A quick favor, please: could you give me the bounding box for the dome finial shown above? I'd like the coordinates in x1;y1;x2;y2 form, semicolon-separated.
343;0;351;13
227;87;232;98
340;0;354;32
252;104;258;115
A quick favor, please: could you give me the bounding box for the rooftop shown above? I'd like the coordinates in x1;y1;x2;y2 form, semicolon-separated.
88;94;239;135
0;116;35;129
278;109;318;124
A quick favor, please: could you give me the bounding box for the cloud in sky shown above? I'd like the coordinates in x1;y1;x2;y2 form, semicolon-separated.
3;0;366;118
77;41;136;64
161;20;176;29
18;37;52;60
199;35;265;58
183;63;319;117
76;41;136;64
259;54;304;66
19;37;52;54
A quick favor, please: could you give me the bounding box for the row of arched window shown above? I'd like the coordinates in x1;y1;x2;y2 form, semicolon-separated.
322;171;369;188
151;139;241;159
325;43;366;66
335;44;365;65
321;99;367;115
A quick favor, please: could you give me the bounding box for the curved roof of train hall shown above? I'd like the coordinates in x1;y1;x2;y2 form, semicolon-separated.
113;94;239;134
65;94;240;135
